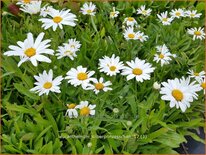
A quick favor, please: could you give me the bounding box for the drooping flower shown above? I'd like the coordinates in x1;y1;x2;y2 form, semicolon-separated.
110;7;119;18
123;17;137;27
65;103;78;118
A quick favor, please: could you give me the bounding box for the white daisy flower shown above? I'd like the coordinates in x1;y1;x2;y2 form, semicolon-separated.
123;27;138;40
19;0;41;15
56;44;77;60
80;2;96;16
185;10;202;18
121;57;155;82
39;9;77;31
65;103;78;118
136;31;149;42
160;77;201;112
123;17;137;27
4;32;54;67
76;101;96;116
65;66;95;89
68;38;81;51
197;77;206;94
30;69;63;96
170;8;185;18
98;54;124;76
110;7;119;18
187;70;205;81
86;77;112;94
157;11;174;25
153;44;173;66
187;27;205;40
40;5;55;17
136;5;152;16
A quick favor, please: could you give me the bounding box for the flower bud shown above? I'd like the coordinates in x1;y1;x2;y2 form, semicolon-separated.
8;4;20;16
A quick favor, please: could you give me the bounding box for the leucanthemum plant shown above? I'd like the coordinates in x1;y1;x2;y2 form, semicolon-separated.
65;103;78;118
4;32;54;67
98;54;124;76
85;77;112;94
110;7;119;18
30;69;63;96
188;69;205;81
39;8;77;31
187;27;205;40
136;5;152;16
160;77;201;112
185;10;202;18
80;2;96;16
19;0;41;15
170;8;185;19
122;57;155;82
157;11;174;25
123;17;137;27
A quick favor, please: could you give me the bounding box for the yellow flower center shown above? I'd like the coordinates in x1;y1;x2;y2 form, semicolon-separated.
110;12;115;16
64;50;73;55
175;12;181;16
142;10;147;14
95;83;104;90
191;13;195;17
70;45;75;48
128;33;135;39
109;66;116;71
77;72;88;80
127;17;134;21
24;47;36;57
194;72;199;76
23;0;31;3
162;18;168;22
194;31;201;36
201;82;206;89
80;107;90;116
53;16;62;23
159;54;164;59
67;103;76;109
172;89;183;101
87;10;92;13
43;82;52;89
132;68;143;75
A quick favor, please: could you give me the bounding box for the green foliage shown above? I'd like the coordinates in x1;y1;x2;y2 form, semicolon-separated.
1;1;205;154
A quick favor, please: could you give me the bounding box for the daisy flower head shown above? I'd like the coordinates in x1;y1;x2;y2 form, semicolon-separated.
110;7;119;18
19;0;41;15
30;69;63;96
197;77;206;94
4;32;54;67
123;27;138;40
170;8;185;19
86;77;112;94
136;31;149;42
40;5;55;17
185;10;202;18
187;27;205;40
121;57;155;82
157;11;174;25
39;9;77;31
65;103;78;118
123;17;137;27
153;44;173;66
76;101;96;116
187;70;205;81
99;54;124;76
56;44;77;60
80;2;96;16
65;66;95;89
160;77;201;112
136;5;152;16
68;38;81;51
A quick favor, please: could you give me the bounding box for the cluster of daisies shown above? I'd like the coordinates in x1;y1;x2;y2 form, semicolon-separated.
4;0;206;116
